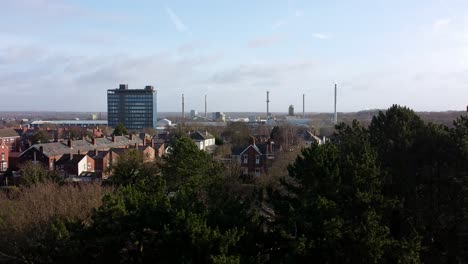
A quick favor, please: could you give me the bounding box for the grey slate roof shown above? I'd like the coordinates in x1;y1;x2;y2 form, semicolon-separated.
23;135;142;157
88;150;109;160
190;131;214;141
0;129;20;138
232;142;272;156
56;154;86;166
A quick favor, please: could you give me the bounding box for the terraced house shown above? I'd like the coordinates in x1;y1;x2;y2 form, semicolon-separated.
18;134;154;178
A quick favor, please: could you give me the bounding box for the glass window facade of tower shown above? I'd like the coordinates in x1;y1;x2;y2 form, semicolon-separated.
107;84;157;130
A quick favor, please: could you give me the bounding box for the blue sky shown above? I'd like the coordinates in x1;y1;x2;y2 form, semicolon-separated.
1;0;468;112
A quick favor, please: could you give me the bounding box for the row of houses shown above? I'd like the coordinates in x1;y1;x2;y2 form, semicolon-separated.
16;134;164;181
1;123;323;181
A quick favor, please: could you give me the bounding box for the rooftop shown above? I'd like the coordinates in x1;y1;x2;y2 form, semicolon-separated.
23;135;142;157
190;131;215;141
31;120;107;126
0;129;20;138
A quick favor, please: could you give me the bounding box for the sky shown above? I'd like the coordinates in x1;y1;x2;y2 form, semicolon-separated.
1;0;468;113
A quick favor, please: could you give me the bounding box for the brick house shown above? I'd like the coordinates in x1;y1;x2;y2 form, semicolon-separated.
231;138;275;177
0;142;9;172
56;154;95;177
88;150;112;179
0;128;20;152
137;145;156;162
18;134;142;171
154;143;165;158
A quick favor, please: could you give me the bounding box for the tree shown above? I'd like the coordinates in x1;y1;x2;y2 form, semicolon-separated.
42;135;249;263
113;123;128;136
369;105;465;262
162;135;221;189
268;120;419;263
107;149;161;187
222;122;251;147
19;161;63;186
33;130;51;144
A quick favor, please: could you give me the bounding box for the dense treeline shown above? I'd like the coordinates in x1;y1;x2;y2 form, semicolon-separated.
1;105;468;263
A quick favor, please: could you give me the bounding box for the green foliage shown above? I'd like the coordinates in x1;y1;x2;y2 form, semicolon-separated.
269;121;399;263
4;105;468;262
369;105;465;262
215;136;224;145
270;126;281;142
33;130;51;144
163;135;223;191
113;123;128;136
107;149;161;187
19;161;63;186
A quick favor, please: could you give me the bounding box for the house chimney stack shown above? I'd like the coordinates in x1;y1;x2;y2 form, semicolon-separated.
92;137;96;145
112;134;116;143
129;133;134;140
67;139;72;148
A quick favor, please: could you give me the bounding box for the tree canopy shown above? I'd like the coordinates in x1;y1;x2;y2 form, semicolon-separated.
113;123;128;136
3;105;468;263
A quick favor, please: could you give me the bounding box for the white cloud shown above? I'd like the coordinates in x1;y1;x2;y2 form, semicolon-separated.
312;33;331;40
433;18;452;31
165;7;189;33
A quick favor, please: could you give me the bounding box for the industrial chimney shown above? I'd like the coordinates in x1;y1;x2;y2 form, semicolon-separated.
266;91;270;118
204;94;207;118
182;94;185;119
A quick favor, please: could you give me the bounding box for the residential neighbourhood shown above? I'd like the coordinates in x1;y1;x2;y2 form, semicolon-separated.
0;115;322;184
2;1;468;260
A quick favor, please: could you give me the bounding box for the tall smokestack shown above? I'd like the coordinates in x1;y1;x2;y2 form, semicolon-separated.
205;94;207;118
334;83;338;124
303;93;305;118
266;91;270;118
182;94;185;119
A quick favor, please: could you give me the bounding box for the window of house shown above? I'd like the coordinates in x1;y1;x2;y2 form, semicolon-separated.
243;154;248;164
88;163;92;169
243;167;248;176
1;153;4;161
255;168;261;177
255;155;260;164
